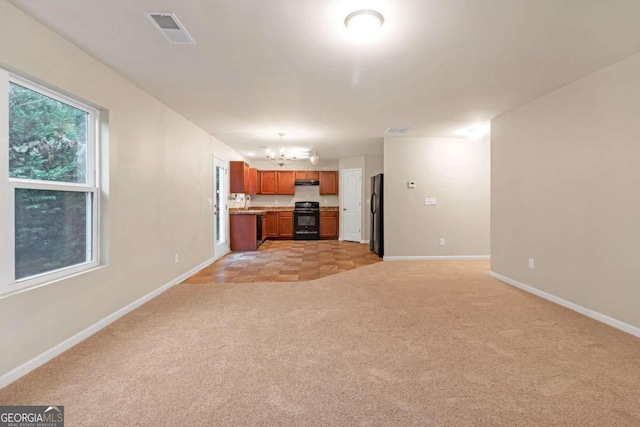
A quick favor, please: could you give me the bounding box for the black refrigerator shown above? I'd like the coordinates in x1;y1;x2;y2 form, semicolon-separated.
370;174;384;257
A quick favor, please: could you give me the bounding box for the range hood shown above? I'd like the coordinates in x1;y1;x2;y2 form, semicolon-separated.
294;179;320;186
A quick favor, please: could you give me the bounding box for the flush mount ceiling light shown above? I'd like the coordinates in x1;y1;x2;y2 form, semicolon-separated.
344;10;384;36
266;133;296;167
467;128;486;140
466;124;490;140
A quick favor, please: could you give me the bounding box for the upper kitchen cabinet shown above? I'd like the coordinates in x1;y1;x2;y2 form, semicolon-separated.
248;167;259;195
260;170;277;194
319;171;338;195
294;171;319;181
230;161;250;193
277;171;295;195
258;169;337;195
230;161;259;195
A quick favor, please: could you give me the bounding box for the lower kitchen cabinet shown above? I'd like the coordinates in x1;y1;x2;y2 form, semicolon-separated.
266;212;278;238
319;211;338;239
277;211;294;238
230;214;258;251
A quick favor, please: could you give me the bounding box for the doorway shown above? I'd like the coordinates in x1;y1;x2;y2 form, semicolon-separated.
342;168;362;242
213;157;228;260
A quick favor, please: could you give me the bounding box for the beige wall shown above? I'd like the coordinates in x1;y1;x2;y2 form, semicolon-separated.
247;159;339;171
491;52;640;329
0;2;243;377
384;137;490;258
250;187;339;207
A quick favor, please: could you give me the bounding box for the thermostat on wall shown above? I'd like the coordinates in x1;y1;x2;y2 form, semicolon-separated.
408;181;416;189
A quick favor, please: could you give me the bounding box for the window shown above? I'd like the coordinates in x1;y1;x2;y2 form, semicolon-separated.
0;69;99;295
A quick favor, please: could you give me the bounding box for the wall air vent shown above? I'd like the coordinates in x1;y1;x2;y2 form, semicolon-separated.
144;12;195;45
384;127;413;135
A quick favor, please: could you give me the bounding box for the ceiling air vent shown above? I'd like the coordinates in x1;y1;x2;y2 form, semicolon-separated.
144;12;195;45
384;127;412;135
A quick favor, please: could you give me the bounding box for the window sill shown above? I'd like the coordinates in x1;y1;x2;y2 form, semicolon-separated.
0;264;107;300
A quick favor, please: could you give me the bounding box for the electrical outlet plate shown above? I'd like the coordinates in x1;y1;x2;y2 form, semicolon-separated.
440;238;445;246
528;258;534;269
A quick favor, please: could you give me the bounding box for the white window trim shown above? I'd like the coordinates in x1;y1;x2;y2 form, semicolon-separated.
0;68;101;295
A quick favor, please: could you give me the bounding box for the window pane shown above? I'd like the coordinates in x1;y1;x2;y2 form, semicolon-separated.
15;189;92;280
9;82;88;183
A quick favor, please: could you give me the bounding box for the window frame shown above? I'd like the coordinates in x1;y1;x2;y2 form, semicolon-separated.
0;69;100;296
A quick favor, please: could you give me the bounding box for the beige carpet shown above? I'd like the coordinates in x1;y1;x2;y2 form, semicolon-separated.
1;260;640;426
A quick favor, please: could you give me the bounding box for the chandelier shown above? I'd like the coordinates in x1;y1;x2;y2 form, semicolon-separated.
266;133;296;167
309;150;319;165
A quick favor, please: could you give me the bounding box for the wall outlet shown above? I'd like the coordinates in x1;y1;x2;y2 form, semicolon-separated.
424;197;437;206
440;238;445;246
528;258;535;269
174;253;179;264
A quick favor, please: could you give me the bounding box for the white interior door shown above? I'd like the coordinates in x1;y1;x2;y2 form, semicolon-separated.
213;157;228;259
342;168;362;242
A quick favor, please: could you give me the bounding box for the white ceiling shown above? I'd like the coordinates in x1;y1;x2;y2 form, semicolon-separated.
10;0;640;161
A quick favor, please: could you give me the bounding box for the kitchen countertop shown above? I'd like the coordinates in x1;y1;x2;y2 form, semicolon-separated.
229;210;268;215
229;206;338;215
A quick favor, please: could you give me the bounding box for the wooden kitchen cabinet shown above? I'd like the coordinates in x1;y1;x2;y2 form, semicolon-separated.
248;167;259;195
319;171;338;195
319;211;339;239
266;212;278;238
230;214;258;251
259;169;331;195
260;171;277;194
294;171;319;181
277;171;295;195
277;211;294;238
230;161;250;193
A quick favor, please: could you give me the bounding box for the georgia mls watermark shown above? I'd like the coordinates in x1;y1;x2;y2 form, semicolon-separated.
0;406;64;427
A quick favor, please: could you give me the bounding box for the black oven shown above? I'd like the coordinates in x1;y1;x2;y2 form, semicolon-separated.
293;201;320;240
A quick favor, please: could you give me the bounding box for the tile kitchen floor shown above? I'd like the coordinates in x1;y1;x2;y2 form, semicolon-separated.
182;240;382;284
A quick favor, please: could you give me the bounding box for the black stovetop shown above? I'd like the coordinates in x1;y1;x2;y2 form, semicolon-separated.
294;201;320;211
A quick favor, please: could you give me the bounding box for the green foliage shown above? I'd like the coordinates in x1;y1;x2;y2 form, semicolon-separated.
9;83;90;279
9;83;87;183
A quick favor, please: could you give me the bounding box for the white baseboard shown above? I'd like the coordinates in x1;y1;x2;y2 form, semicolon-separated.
489;271;640;339
360;240;370;244
383;255;490;261
0;257;216;389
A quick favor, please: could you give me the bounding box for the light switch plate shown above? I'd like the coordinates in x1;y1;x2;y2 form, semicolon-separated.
425;197;437;206
408;181;416;189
